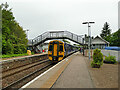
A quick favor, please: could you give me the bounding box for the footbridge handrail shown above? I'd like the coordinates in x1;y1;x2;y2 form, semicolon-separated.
32;31;83;46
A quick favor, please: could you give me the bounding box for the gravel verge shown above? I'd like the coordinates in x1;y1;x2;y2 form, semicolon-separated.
84;56;118;88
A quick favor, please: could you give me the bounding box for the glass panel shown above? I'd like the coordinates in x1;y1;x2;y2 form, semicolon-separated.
59;45;63;51
49;45;53;51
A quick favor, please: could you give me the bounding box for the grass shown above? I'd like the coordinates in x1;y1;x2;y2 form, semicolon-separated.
1;52;35;58
1;53;28;58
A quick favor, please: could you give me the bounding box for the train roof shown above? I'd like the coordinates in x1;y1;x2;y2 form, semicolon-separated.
49;40;78;47
49;40;63;43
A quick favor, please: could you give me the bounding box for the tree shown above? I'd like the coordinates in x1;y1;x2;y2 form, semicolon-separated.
100;22;111;39
111;29;120;46
84;34;89;43
1;2;28;54
84;34;94;44
105;29;120;46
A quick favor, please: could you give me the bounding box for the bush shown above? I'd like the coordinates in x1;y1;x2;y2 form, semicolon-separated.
6;40;14;54
13;44;27;54
104;54;116;64
91;48;103;68
19;44;27;53
31;52;35;55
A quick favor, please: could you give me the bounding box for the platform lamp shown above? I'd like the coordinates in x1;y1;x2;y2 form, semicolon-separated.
24;29;29;39
24;29;30;50
82;22;95;60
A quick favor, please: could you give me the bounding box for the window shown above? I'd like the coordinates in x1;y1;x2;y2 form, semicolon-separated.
49;45;53;51
59;45;63;51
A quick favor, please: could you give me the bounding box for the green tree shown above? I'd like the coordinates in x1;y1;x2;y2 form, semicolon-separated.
105;29;120;46
100;22;111;39
0;6;2;55
84;34;89;43
1;2;28;54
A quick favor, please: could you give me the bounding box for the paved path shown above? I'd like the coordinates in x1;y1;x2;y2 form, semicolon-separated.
52;52;94;88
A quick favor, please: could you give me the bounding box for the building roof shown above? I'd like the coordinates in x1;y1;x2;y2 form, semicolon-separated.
91;35;109;44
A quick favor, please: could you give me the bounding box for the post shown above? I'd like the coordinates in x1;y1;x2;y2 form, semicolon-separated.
88;24;91;60
77;36;78;41
25;29;29;39
72;33;73;39
82;22;95;60
83;45;84;56
82;38;84;56
32;40;34;52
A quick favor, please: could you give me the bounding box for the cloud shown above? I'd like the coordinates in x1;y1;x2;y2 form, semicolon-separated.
0;0;118;39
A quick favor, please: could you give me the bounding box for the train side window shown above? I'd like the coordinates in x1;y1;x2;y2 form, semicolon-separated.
49;45;53;51
59;45;63;51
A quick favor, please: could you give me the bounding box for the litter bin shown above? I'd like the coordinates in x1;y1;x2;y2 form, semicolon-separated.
27;50;31;55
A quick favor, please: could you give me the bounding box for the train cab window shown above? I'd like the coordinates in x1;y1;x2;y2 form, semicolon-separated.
59;45;63;51
49;45;53;51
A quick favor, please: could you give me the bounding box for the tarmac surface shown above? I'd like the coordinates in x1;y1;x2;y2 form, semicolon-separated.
21;52;95;89
52;52;94;88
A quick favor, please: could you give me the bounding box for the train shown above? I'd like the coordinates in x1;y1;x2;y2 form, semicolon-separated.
48;40;78;62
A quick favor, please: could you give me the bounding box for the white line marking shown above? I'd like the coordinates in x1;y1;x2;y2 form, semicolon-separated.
20;53;74;89
66;59;68;61
20;59;66;89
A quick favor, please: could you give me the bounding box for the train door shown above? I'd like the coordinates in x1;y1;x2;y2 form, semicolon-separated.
53;44;57;56
52;41;59;61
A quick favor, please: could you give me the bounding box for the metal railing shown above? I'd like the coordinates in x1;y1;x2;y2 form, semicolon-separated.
32;31;83;46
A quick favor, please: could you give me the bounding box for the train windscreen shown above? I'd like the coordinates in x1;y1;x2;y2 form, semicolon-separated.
49;45;53;51
59;45;63;51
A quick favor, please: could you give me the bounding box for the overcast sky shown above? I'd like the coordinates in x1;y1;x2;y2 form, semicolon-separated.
0;0;119;40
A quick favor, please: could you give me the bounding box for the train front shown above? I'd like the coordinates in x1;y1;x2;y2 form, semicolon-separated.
48;40;64;62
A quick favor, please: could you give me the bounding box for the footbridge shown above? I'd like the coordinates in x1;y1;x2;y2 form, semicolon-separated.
32;31;83;46
30;31;84;53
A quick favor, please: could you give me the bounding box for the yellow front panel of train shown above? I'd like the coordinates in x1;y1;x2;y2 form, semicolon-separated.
48;40;65;62
54;44;57;56
58;52;64;61
48;51;52;60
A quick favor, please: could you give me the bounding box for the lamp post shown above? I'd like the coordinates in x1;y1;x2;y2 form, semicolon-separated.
25;29;29;39
24;29;29;50
82;22;95;60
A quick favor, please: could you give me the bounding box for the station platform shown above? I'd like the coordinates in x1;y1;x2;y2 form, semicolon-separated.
1;52;47;61
52;52;94;88
21;52;94;89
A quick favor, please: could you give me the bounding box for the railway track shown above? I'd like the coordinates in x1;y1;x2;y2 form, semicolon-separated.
2;59;49;79
2;59;54;89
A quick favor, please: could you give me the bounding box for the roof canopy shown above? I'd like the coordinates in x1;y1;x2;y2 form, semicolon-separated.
91;36;109;44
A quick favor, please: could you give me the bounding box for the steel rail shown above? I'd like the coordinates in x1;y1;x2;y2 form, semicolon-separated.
2;63;52;90
2;56;48;73
2;59;50;79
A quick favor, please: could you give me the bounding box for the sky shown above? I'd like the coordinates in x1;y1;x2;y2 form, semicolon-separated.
0;0;119;40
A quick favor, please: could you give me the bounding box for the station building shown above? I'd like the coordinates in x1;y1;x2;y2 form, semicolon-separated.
84;36;109;49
